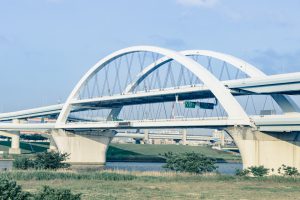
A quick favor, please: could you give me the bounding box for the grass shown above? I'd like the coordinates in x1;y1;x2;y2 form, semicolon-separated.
0;141;49;154
107;143;240;162
0;141;240;162
1;170;300;200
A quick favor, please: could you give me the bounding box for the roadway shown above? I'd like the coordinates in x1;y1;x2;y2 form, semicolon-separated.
0;114;299;132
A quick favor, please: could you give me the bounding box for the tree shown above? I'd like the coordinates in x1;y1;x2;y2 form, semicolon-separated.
34;186;81;200
0;177;31;200
0;177;81;200
13;152;70;170
162;152;217;174
34;152;70;170
13;157;34;170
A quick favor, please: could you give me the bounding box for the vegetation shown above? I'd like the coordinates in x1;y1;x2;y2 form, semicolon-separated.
0;176;81;200
20;134;47;141
33;152;70;170
1;171;300;199
1;141;240;162
0;176;31;200
33;186;81;200
278;164;300;176
0;171;136;181
236;166;270;177
107;143;240;162
13;157;34;170
13;152;70;170
235;168;251;176
248;166;269;177
162;152;217;174
0;141;49;154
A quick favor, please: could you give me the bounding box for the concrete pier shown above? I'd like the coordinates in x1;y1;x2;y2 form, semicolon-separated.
9;132;21;154
0;130;21;154
226;127;300;174
51;129;116;168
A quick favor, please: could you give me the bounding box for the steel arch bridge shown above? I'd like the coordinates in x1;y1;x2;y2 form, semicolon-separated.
1;45;300;173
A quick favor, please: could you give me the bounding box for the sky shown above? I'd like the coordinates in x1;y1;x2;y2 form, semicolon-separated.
0;0;300;112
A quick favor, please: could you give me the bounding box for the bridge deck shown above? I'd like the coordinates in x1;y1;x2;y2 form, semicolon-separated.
0;115;299;132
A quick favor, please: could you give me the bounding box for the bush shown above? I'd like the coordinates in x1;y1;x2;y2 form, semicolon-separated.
0;177;31;200
162;152;217;174
34;186;81;200
249;166;269;177
0;177;81;200
13;152;70;170
33;152;70;170
235;166;269;177
278;164;300;176
13;157;34;170
235;168;250;176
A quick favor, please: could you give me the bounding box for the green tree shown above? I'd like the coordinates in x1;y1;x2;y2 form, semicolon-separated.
34;186;81;200
13;157;34;170
162;152;217;174
33;152;70;170
0;177;31;200
13;152;70;170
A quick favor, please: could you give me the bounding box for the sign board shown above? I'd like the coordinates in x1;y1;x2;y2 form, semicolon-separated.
118;121;131;127
184;101;215;110
184;101;196;108
199;102;215;110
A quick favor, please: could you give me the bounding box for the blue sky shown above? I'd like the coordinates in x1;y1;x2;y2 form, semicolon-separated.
0;0;300;111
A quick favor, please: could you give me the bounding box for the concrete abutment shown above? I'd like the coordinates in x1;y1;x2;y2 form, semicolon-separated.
225;127;300;173
51;129;116;169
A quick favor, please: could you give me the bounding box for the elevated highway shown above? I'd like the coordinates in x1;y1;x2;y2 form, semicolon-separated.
0;114;299;132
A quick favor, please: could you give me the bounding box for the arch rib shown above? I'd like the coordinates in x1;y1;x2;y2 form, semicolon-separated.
110;50;298;118
56;46;251;127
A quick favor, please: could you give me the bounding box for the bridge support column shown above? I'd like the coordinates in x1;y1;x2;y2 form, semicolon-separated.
51;129;116;168
225;127;300;174
182;129;187;145
9;132;21;155
0;130;21;154
144;129;149;144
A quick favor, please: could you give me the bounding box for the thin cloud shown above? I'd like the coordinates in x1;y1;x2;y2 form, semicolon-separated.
46;0;63;3
0;35;12;45
176;0;219;8
249;49;300;74
149;35;187;49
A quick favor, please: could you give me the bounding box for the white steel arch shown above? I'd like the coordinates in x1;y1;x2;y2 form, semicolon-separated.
115;50;299;116
56;46;251;127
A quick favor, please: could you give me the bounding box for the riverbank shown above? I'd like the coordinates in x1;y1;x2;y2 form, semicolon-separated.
0;142;241;162
107;144;241;163
1;170;299;199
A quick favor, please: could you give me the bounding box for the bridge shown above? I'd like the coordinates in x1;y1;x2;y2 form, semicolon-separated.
0;46;300;173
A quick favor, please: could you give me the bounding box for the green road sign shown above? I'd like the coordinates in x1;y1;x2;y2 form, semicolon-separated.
184;101;215;109
199;102;215;110
184;101;196;108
